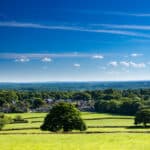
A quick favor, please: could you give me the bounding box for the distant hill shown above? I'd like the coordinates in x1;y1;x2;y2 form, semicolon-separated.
0;81;150;91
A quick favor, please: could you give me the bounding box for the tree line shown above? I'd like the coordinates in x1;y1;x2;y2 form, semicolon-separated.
0;89;149;115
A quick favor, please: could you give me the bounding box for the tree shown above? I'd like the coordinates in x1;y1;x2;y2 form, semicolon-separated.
41;102;87;132
0;113;12;130
107;100;120;113
72;92;91;101
120;100;142;115
94;100;108;113
32;98;45;108
134;109;150;127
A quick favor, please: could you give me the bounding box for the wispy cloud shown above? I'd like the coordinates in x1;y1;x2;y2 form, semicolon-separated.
120;61;146;68
131;53;143;57
96;24;150;30
129;61;146;68
92;55;104;59
41;57;52;62
0;21;150;37
109;61;146;68
120;61;130;67
104;11;150;17
73;63;80;68
109;61;118;67
15;57;30;63
0;53;105;59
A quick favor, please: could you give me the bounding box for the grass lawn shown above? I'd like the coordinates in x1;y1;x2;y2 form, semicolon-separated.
0;134;150;150
1;112;150;150
2;112;149;132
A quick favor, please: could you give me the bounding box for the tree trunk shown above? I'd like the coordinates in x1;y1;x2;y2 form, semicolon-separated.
143;122;147;128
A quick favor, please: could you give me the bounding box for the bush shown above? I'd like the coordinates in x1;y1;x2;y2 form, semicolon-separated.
41;102;87;132
0;118;6;130
0;113;12;130
13;115;28;123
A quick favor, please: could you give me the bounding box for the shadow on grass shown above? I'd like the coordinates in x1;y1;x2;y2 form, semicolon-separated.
126;125;150;129
84;117;132;120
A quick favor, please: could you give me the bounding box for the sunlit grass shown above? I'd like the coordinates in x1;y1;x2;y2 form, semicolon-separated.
0;134;150;150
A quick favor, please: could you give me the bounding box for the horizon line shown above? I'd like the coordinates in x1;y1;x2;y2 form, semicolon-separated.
0;80;150;84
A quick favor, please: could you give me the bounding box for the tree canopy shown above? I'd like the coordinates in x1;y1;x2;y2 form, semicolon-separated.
40;102;87;132
135;109;150;127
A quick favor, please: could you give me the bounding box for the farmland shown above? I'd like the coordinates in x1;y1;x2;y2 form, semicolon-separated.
0;112;150;150
1;112;150;133
1;134;150;150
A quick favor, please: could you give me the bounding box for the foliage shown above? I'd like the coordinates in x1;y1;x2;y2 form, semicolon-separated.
72;92;91;101
94;98;143;115
135;109;150;127
41;102;87;132
0;88;149;114
13;115;28;123
0;113;12;130
32;98;45;109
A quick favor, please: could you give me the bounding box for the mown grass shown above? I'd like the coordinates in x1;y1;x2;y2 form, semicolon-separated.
6;113;46;119
85;119;134;126
1;112;145;132
1;112;150;150
0;134;150;150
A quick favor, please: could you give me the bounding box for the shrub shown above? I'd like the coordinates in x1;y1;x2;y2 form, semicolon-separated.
0;113;12;130
13;115;28;123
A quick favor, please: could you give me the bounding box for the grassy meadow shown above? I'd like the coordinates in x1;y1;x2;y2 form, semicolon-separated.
0;112;150;150
1;134;150;150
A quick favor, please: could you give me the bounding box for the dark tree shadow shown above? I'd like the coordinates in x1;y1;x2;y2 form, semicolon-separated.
126;125;150;129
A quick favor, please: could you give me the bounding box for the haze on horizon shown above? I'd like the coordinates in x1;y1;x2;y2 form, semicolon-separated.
0;0;150;82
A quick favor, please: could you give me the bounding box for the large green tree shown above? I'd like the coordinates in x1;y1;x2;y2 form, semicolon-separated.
41;102;87;132
134;109;150;127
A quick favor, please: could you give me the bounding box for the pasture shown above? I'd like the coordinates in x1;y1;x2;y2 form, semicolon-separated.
0;112;150;150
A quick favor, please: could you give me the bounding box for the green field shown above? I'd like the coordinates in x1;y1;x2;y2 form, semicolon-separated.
0;134;150;150
0;112;150;150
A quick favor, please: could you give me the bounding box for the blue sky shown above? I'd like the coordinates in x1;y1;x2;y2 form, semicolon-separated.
0;0;150;82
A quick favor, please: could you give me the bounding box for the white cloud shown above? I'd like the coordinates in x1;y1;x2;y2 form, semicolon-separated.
92;55;104;59
129;61;146;68
0;21;150;37
111;61;146;68
41;57;52;62
120;61;130;67
15;57;30;63
131;53;143;57
120;61;146;68
109;61;118;67
73;63;80;67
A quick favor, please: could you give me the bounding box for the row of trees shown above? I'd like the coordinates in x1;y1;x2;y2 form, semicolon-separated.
41;102;150;131
0;89;149;103
1;102;150;132
94;98;143;115
0;89;150;114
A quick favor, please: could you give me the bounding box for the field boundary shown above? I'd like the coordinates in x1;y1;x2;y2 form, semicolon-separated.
1;131;150;135
84;117;133;120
